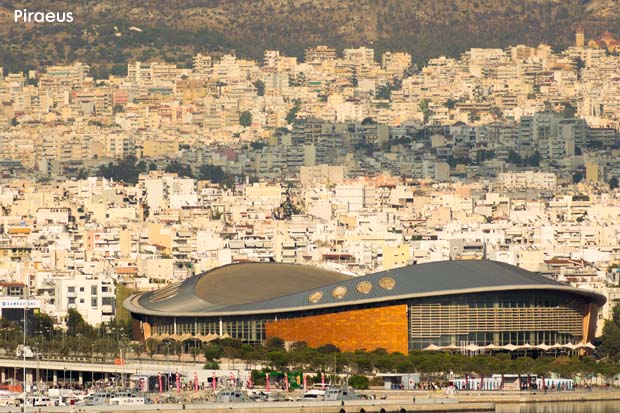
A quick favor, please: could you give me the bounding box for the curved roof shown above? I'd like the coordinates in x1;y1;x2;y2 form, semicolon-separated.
127;262;351;314
124;260;606;317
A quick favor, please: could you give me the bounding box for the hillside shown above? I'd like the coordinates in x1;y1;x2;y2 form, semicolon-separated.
1;0;620;74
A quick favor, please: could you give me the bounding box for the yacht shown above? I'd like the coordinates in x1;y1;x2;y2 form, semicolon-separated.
0;390;20;407
298;389;325;401
215;389;253;403
109;390;146;405
81;391;112;406
24;395;56;407
324;387;361;401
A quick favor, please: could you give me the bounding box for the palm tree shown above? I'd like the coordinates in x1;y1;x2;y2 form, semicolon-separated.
146;338;160;359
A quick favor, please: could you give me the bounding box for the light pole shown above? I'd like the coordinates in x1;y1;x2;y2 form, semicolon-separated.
120;345;125;389
34;349;40;390
91;343;95;388
23;306;28;413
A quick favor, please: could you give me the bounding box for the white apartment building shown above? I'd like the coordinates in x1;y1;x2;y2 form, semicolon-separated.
53;273;116;326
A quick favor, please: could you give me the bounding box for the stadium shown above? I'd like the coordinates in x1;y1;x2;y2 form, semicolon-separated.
123;260;606;354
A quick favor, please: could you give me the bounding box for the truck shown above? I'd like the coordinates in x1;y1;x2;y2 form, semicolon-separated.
15;345;34;358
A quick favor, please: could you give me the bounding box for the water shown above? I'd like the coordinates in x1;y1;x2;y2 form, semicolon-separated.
401;401;620;413
495;401;620;413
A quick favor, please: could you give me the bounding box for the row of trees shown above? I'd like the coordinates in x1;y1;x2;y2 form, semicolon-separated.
96;157;238;188
7;303;620;383
0;310;132;359
136;335;620;382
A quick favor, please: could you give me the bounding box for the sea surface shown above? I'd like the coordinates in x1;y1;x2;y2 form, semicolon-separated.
494;401;620;413
402;401;620;413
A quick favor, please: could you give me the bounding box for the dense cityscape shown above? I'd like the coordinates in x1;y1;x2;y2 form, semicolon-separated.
3;23;620;408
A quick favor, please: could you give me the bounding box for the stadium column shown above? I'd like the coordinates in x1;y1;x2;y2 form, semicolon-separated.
582;303;593;343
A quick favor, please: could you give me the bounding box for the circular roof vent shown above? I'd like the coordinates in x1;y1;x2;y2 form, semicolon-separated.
356;281;373;294
379;277;396;290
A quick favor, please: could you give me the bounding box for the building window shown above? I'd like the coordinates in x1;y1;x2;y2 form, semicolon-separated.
408;291;586;350
8;287;23;296
91;297;97;308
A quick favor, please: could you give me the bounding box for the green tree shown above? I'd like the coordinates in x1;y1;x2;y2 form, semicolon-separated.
146;338;160;358
137;160;148;173
572;172;584;184
317;344;340;354
164;160;193;178
251;141;266;150
508;150;523;165
574;57;586;80
376;85;391;100
562;103;577;118
31;313;55;341
286;99;301;124
419;98;432;124
203;342;223;361
525;151;541;167
110;64;128;77
253;80;265;96
204;360;220;369
610;176;619;190
477;149;496;163
96;155;141;184
267;350;289;370
198;164;235;188
266;337;285;351
66;308;94;337
76;168;89;180
130;342;145;360
600;303;620;361
239;111;252;127
348;374;369;389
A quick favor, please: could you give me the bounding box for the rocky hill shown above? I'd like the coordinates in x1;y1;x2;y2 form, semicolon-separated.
1;0;619;74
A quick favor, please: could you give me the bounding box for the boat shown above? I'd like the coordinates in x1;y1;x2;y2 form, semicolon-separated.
215;389;253;403
80;391;112;406
297;389;325;401
24;395;57;407
109;390;146;405
324;387;361;401
0;390;20;407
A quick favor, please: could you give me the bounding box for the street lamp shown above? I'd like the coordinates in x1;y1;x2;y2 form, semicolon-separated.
91;343;95;389
23;306;28;410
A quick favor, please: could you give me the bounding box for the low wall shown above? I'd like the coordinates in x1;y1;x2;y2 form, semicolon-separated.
0;400;496;413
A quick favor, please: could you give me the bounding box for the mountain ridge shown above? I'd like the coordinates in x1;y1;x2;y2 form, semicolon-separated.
1;0;619;73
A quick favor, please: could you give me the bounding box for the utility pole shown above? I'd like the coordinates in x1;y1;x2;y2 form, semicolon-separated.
91;343;95;388
23;305;28;413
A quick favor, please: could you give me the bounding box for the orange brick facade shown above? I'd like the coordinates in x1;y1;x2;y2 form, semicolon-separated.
265;304;409;354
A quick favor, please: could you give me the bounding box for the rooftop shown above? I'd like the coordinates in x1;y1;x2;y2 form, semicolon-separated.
124;260;606;317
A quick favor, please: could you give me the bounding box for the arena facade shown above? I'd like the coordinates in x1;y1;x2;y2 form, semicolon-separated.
123;260;606;354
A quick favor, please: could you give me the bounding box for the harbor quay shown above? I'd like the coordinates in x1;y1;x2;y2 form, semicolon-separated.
0;399;495;413
3;390;620;413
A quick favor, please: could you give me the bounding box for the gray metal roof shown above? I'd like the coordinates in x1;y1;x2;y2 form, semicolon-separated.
129;262;351;314
124;260;606;317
